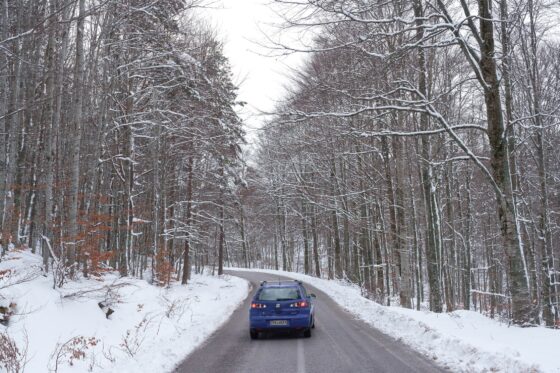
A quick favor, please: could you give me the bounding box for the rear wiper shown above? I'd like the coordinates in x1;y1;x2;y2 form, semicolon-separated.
276;298;295;301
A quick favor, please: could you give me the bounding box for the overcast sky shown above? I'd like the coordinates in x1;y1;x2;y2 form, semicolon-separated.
204;0;305;146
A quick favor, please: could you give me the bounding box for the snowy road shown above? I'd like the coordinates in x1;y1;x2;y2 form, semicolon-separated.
174;271;446;373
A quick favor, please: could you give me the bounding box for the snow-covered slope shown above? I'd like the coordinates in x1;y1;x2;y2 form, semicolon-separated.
229;267;559;373
0;249;249;373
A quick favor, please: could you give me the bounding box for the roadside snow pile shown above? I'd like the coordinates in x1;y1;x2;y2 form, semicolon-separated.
229;267;558;373
0;249;249;373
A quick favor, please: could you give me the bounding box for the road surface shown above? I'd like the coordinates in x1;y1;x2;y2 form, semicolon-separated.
174;271;446;373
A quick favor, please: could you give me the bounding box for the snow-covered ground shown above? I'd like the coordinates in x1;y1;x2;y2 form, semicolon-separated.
229;267;559;373
2;250;557;373
0;249;249;373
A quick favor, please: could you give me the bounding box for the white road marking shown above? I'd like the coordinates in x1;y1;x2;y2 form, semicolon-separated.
297;338;306;373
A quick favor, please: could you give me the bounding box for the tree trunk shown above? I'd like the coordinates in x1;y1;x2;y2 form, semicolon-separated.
478;0;535;325
394;136;412;309
218;165;225;276
67;0;86;274
302;199;310;275
239;201;249;268
182;156;194;284
311;208;321;277
415;0;442;312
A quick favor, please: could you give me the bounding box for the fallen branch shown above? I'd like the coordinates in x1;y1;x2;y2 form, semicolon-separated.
61;282;131;300
0;268;41;292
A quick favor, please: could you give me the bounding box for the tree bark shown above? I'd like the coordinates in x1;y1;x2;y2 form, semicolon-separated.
415;0;442;312
67;0;86;274
182;156;194;284
478;0;535;325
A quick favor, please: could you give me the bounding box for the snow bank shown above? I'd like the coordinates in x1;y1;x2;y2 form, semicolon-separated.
229;267;558;373
0;250;249;373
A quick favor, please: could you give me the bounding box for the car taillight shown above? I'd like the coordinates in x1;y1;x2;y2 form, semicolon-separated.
289;301;308;308
251;303;267;309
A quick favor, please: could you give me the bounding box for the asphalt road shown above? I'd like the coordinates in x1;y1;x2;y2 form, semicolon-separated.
174;271;447;373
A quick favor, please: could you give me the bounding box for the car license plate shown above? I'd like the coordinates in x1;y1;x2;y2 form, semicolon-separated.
270;320;288;326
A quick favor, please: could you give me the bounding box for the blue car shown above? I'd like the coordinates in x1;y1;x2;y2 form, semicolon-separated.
249;280;316;339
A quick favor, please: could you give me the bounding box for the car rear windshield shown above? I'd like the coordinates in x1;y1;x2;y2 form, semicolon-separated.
258;287;301;301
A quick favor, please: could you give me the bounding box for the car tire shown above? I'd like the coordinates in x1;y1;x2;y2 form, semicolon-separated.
311;317;315;329
303;328;311;338
250;330;258;340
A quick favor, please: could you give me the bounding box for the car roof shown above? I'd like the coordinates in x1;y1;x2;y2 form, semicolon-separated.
259;280;303;288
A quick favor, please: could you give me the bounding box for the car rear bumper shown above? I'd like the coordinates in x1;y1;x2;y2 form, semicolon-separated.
250;313;312;331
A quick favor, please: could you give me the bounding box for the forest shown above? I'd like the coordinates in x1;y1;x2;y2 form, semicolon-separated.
0;0;245;286
1;0;559;329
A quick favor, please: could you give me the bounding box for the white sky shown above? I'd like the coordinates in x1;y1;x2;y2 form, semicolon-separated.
203;0;305;146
